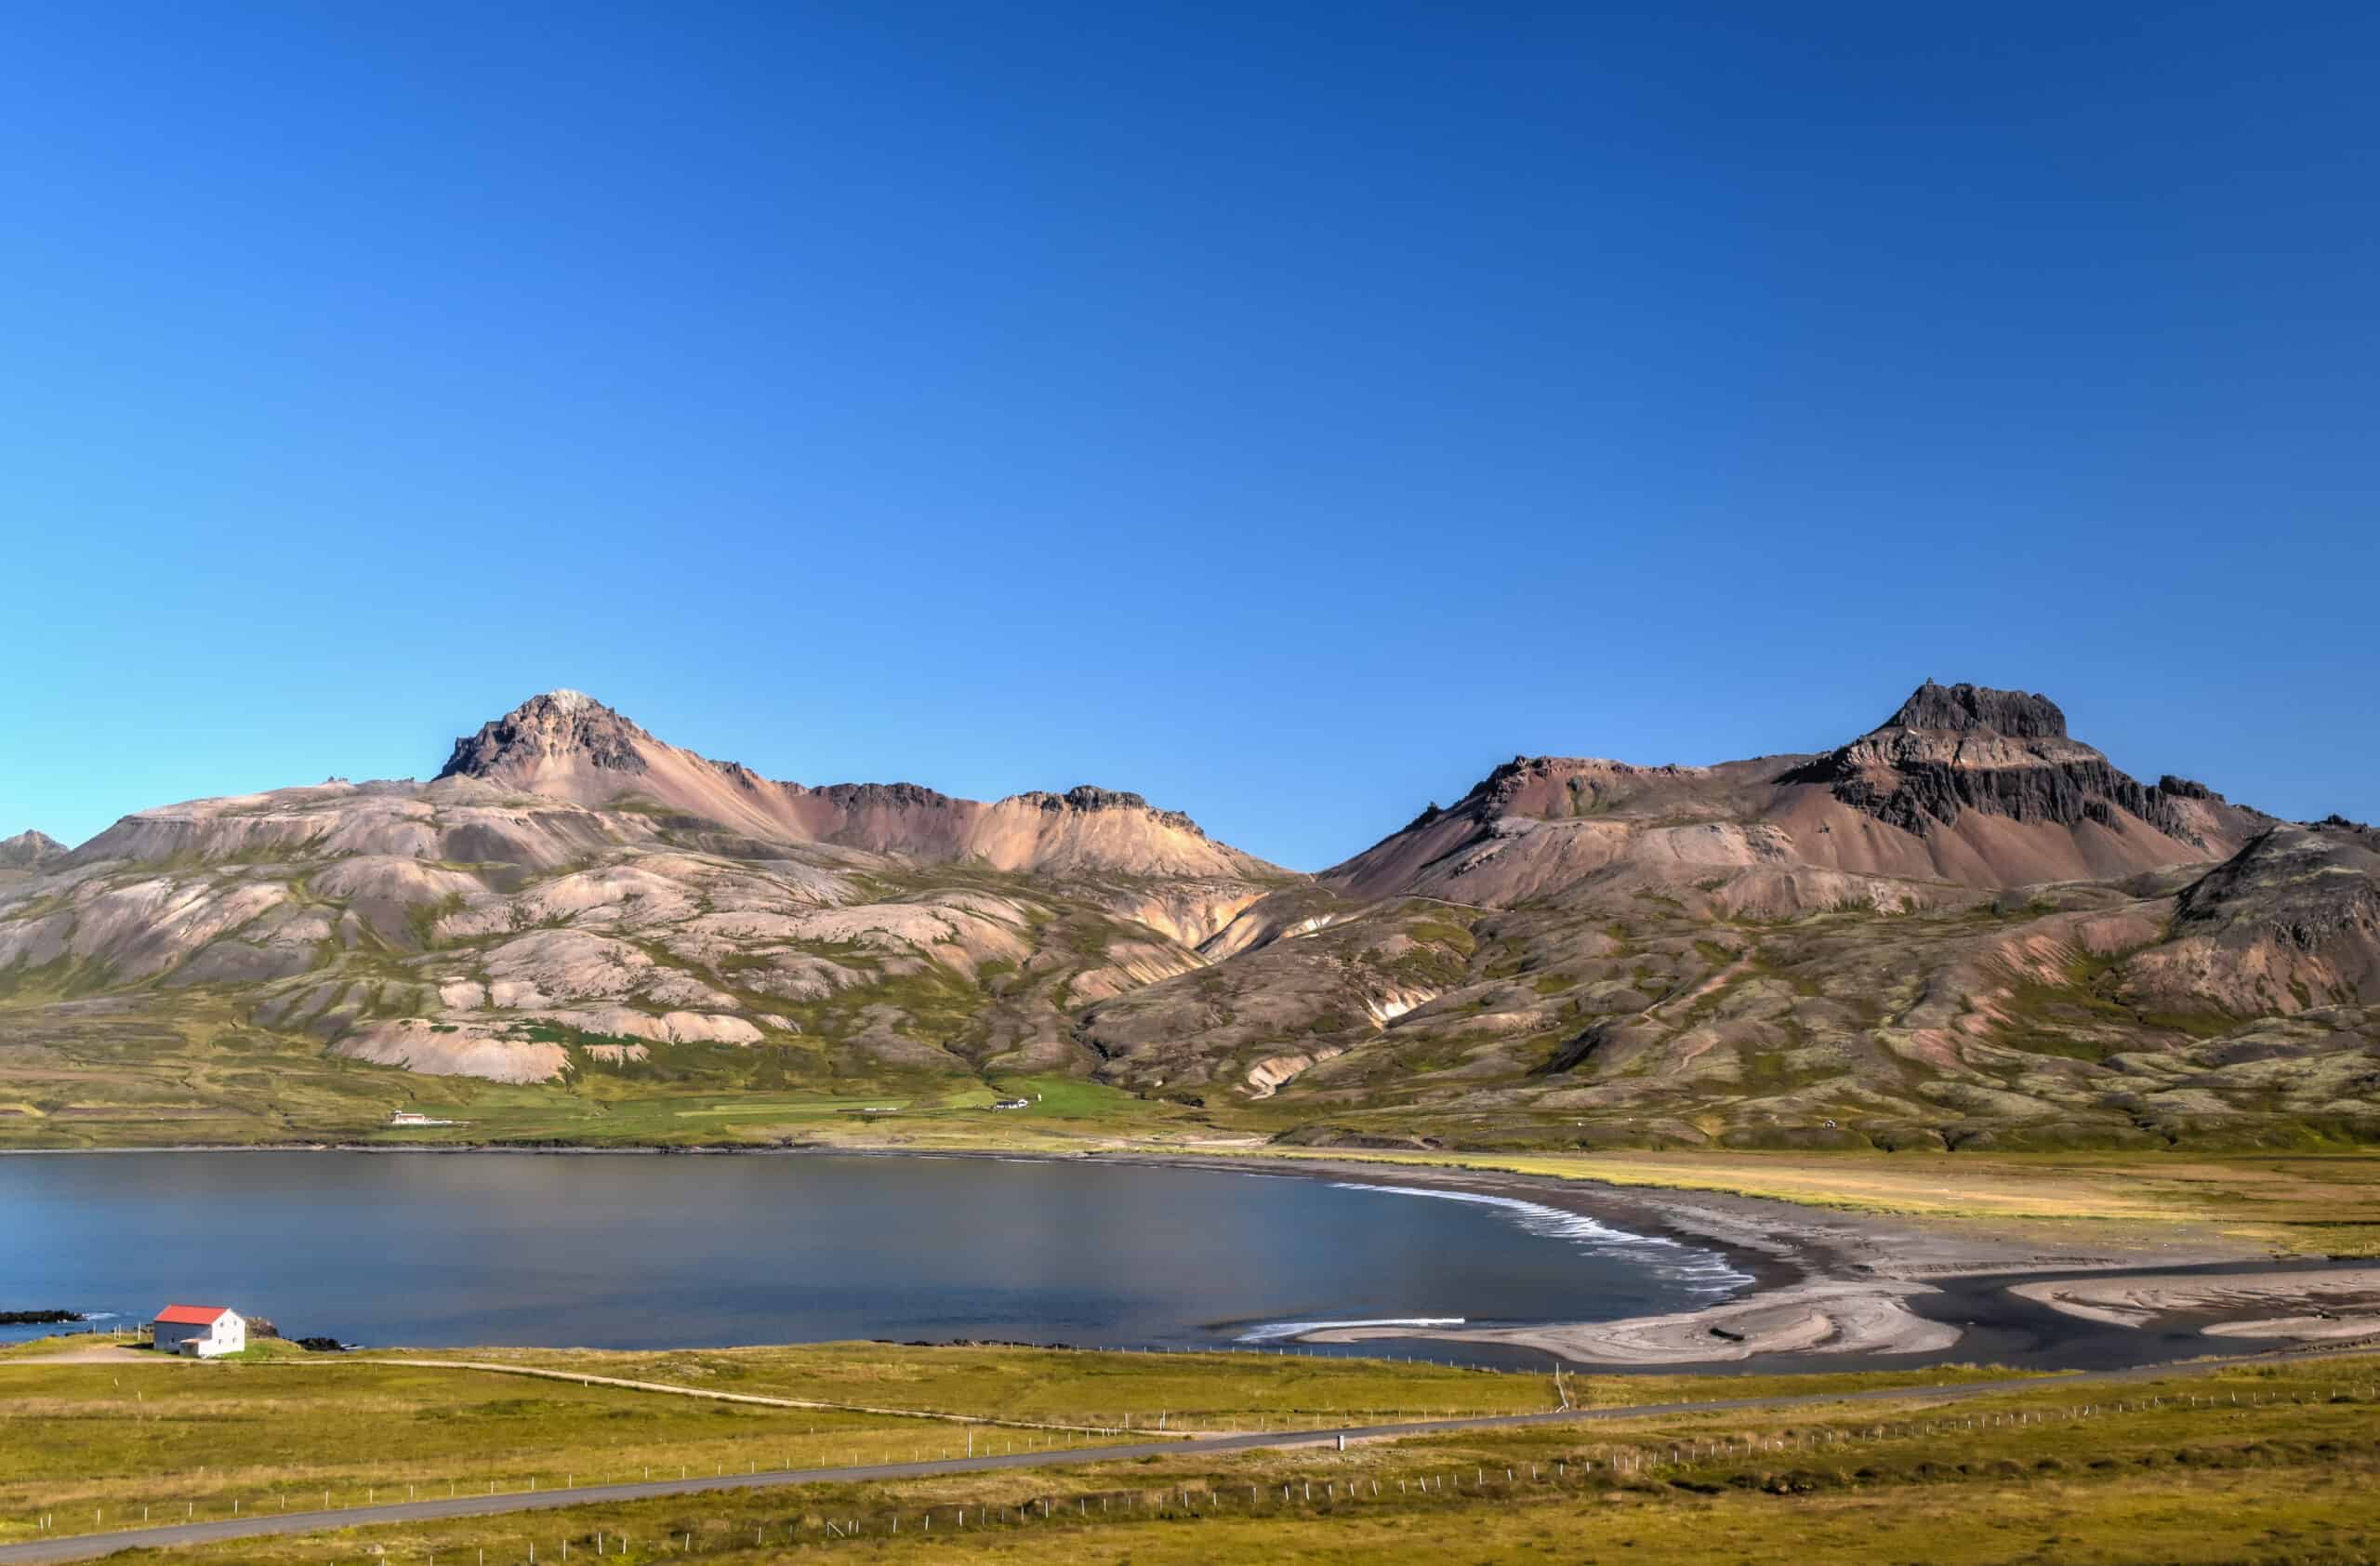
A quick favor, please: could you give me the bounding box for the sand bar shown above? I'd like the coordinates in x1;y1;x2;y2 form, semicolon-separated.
2011;1266;2380;1342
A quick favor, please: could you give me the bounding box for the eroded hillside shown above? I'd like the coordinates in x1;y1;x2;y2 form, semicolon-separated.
0;695;1290;1124
1;683;2372;1150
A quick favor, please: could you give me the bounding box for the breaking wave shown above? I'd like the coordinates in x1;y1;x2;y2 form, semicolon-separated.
1236;1316;1466;1343
1323;1181;1754;1298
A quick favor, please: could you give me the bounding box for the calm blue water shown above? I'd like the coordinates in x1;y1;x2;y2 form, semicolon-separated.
0;1153;1745;1356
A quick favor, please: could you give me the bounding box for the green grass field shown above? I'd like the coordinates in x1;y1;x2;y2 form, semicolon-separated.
6;1347;2372;1564
364;1341;2028;1428
0;1353;975;1539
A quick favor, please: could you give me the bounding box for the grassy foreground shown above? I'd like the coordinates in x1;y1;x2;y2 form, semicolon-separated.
364;1342;2029;1427
0;1340;2016;1540
3;1346;2374;1564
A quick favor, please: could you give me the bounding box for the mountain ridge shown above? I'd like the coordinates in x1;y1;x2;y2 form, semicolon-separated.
428;689;1276;881
4;681;2373;1153
1323;693;2268;910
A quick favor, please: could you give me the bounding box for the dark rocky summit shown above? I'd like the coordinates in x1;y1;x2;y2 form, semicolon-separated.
1886;679;2069;738
1015;786;1208;836
1779;682;2260;847
804;780;958;811
437;689;652;781
1051;786;1147;813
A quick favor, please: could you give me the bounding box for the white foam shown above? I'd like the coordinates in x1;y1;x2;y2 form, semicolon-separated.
1236;1316;1466;1343
1324;1181;1755;1298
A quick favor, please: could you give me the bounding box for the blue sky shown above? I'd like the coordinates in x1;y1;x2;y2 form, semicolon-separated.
3;2;2373;869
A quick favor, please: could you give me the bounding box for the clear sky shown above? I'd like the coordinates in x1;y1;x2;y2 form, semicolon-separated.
3;3;2373;869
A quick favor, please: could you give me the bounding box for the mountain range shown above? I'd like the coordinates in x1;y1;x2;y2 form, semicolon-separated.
3;683;2373;1149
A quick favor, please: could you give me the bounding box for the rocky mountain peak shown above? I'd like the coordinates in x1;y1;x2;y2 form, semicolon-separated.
1059;785;1147;812
435;691;654;782
805;779;956;811
1881;680;2068;738
1009;785;1208;837
1778;679;2262;852
0;829;66;869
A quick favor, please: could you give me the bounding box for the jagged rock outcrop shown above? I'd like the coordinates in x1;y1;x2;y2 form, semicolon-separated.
437;688;651;781
1882;680;2070;738
1777;681;2264;851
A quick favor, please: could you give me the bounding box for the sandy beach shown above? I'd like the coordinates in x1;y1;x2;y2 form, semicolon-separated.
1299;1279;1962;1363
1115;1152;2364;1369
2012;1267;2380;1342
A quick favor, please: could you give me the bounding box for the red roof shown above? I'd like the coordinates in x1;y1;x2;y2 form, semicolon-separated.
153;1304;230;1326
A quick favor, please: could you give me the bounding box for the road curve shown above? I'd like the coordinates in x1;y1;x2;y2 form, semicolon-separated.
0;1349;2347;1564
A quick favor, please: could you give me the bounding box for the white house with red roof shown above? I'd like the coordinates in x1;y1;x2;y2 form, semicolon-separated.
152;1304;245;1358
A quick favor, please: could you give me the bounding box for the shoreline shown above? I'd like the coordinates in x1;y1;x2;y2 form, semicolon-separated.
7;1138;2356;1372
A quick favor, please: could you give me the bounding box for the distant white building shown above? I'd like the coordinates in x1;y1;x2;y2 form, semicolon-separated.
152;1304;245;1358
387;1108;458;1127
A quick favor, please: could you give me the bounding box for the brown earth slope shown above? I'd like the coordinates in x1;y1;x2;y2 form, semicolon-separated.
2;683;2373;1151
435;690;1276;881
1322;682;2268;910
1079;684;2372;1148
1;693;1289;1089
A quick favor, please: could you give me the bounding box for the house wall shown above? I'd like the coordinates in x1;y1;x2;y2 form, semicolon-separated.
152;1321;205;1354
155;1313;245;1357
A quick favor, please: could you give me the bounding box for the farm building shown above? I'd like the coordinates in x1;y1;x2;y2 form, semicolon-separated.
152;1304;245;1358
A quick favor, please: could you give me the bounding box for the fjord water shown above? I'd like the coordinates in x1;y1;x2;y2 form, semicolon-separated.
0;1153;1744;1353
